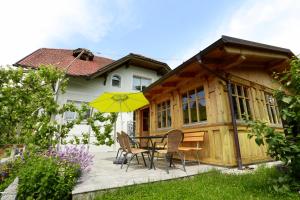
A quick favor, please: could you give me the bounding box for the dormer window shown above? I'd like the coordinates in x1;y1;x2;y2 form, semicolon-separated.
112;75;121;87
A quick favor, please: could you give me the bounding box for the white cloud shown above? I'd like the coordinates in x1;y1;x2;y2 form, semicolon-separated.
170;0;300;68
0;0;136;65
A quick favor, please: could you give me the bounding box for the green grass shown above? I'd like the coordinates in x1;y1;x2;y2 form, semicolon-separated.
96;167;300;200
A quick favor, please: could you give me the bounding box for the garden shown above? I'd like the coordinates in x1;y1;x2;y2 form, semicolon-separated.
1;58;300;199
0;66;116;199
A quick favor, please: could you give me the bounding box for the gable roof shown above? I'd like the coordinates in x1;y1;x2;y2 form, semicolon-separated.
14;48;114;77
144;35;294;93
90;53;171;78
14;49;171;78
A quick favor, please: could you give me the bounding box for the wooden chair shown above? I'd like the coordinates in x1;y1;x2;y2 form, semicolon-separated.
115;132;126;160
154;129;186;174
178;131;204;165
120;132;150;172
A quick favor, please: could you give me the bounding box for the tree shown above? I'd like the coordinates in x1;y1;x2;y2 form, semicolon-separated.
248;57;300;191
0;65;117;150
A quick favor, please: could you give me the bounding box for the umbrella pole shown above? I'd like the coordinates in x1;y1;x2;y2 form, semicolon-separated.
119;101;123;131
87;108;93;152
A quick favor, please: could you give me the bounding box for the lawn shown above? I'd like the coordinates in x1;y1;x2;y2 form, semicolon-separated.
96;167;300;200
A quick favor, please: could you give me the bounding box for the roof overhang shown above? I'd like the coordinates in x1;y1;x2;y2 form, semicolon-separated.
90;53;171;79
143;35;294;96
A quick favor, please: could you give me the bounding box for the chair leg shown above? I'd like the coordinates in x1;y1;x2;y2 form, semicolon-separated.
178;152;186;172
164;154;169;174
115;149;120;159
141;153;147;167
169;154;173;167
121;153;127;169
135;154;140;164
196;151;200;165
126;154;135;172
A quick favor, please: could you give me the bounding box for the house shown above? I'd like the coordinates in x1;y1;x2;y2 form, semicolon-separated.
14;48;171;152
135;36;294;167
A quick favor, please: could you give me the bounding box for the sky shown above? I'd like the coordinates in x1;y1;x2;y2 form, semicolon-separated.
0;0;300;68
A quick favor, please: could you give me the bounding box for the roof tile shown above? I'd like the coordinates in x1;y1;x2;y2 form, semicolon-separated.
15;48;114;76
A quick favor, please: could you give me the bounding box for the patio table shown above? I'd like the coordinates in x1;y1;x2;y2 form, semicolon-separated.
133;134;167;169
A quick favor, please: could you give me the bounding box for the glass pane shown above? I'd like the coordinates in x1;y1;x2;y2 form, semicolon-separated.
157;104;161;112
132;76;141;90
237;85;242;96
231;84;236;95
157;112;161;128
197;87;205;98
199;98;206;106
232;97;239;119
182;93;188;104
189;90;196;101
271;106;277;124
167;109;171;127
267;105;273;123
141;78;151;88
239;98;245;118
83;109;91;119
246;100;251;120
182;103;189;124
244;88;248;97
190;101;197;123
162;111;166;127
198;102;207;121
166;100;171;109
162;102;166;110
65;111;75;121
112;75;120;87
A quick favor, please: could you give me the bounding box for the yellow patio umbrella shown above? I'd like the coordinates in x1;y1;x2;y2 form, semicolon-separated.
89;92;149;130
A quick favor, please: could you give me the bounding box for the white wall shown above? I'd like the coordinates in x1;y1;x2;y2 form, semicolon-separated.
56;64;161;152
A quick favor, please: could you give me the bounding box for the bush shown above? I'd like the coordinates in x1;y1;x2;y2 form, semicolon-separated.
248;57;300;192
17;155;80;200
0;158;23;196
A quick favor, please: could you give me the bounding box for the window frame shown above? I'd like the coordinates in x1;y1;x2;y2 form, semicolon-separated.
64;100;92;123
111;74;121;88
231;83;252;121
156;99;172;129
264;92;281;125
181;86;207;125
132;75;152;91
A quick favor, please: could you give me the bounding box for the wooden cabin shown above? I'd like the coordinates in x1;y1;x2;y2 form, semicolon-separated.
135;35;294;167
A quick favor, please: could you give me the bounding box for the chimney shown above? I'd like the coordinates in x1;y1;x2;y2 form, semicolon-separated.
72;48;94;61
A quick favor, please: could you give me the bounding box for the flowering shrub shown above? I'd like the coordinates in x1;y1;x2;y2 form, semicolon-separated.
55;145;94;172
18;155;80;199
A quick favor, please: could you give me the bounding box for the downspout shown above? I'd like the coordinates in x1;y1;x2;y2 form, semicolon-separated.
196;55;243;170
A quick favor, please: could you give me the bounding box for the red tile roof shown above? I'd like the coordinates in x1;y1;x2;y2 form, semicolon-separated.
14;48;114;77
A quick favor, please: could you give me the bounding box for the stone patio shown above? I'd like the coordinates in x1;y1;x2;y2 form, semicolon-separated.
72;152;226;199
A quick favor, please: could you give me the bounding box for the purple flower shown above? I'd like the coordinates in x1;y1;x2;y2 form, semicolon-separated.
51;145;94;172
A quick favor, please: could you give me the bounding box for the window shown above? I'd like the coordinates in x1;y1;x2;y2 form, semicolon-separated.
265;93;281;124
231;83;252;120
132;76;151;91
112;75;121;87
157;100;171;128
182;86;207;124
64;100;91;121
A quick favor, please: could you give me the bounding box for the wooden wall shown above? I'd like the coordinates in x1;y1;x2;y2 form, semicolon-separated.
136;67;283;167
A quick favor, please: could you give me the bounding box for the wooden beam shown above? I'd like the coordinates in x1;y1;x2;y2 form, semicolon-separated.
224;47;289;60
149;89;164;94
176;72;196;78
161;82;177;87
267;59;289;71
220;55;246;70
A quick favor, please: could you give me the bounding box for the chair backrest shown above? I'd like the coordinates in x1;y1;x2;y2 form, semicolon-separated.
117;132;126;151
121;131;132;153
166;129;184;153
